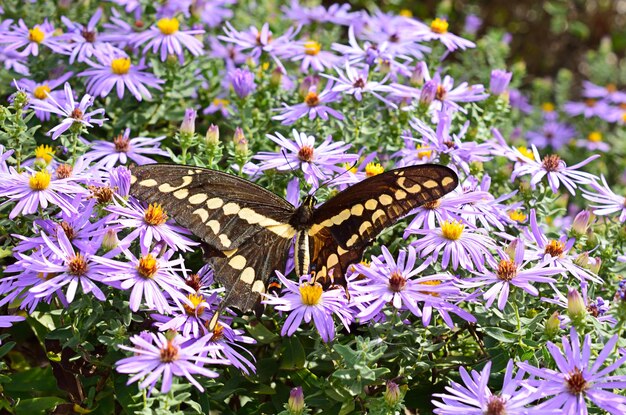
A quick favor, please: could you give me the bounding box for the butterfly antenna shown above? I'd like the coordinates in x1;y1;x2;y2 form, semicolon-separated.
281;148;298;173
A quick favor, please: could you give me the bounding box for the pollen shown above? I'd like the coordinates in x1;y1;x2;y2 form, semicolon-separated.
304;91;320;107
33;84;51;100
485;396;507;415
545;240;565;257
209;322;224;342
183;293;206;316
299;282;323;305
110;57;131;75
542;154;562;172
344;162;358;174
509;210;527;222
584;98;596;107
68;254;88;276
430;18;449;34
588;131;602;142
304;40;321;56
441;220;464;240
29;171;51;190
516;146;534;160
212;98;230;107
144;203;168;226
28;26;45;43
388;271;406;292
185;273;202;291
60;221;76;240
113;133;130;152
496;259;517;281
605;83;617;93
88;185;114;204
56;163;73;179
541;102;555;112
35;144;54;163
565;367;588;395
137;254;158;279
159;339;179;363
71;108;83;120
435;84;447;100
156;17;179;35
416;144;432;159
365;162;384;177
298;145;315;162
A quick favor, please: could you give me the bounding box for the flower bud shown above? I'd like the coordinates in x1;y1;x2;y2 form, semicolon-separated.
574;252;589;268
419;79;437;106
545;311;561;337
229;68;256;99
205;124;219;146
101;228;119;252
299;75;320;98
410;62;428;86
567;287;587;323
233;127;248;155
287;386;304;415
180;108;196;135
270;67;284;87
384;381;402;407
571;210;591;235
489;69;512;96
588;257;601;275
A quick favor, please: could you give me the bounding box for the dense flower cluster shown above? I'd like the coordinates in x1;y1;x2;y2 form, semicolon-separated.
0;0;625;413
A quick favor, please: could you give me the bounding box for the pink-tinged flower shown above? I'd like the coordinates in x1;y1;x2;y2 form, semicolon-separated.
563;98;611;118
263;273;352;342
26;230;106;303
489;69;512;95
219;22;299;63
207;36;247;70
254;129;358;187
16;72;74;121
574;131;610;152
469;240;562;310
60;8;120;63
518;328;626;415
107;199;198;252
85;128;168;170
359;11;430;61
412;17;475;51
195;0;235;28
432;360;546;415
282;0;355;26
78;48;163;101
511;145;599;195
427;73;488;113
332;26;397;68
29;82;107;140
524;209;601;283
131;17;204;62
0;168;86;219
152;292;218;338
203;97;234;118
0;19;68;56
116;332;229;393
273;82;344;125
582;175;626;222
322;62;396;107
286;40;340;73
582;80;626;103
410;220;496;272
526;120;576;150
542;282;615;326
106;0;141;15
202;320;256;375
93;247;192;314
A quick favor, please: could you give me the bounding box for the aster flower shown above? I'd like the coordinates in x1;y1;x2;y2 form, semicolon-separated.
322;62;396;107
60;9;120;63
107;199;198;252
432;360;546;415
410;220;496;272
219;22;299;63
86;128;168;170
574;131;610;152
412;17;475;51
511;146;599;195
0;47;29;75
263;273;352;342
116;332;229;393
582;80;626;103
16;72;73;121
469;240;562;310
359;11;430;61
196;0;235;28
203;97;235;118
282;0;355;26
228;68;256;99
332;26;395;68
426;73;488;113
518;328;626;414
93;247;192;314
0;19;68;56
254;129;358;187
78;48;163;101
131;17;204;62
153;292;217;338
207;36;247;70
288;40;340;73
202;320;256;375
273;82;344;125
526;120;576;149
563;98;611;119
582;175;626;222
542;283;615;326
29;82;107;140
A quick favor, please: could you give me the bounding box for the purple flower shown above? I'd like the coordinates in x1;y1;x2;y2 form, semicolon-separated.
526;120;576;150
518;328;626;414
60;9;119;63
196;0;235;28
428;73;488;113
16;72;74;121
574;131;610;152
153;292;217;338
273;82;344;125
0;47;29;76
464;14;483;35
229;68;256;99
131;17;204;62
263;273;352;342
78;48;163;101
582;80;626;103
489;69;512;95
202;320;256;375
85;128;168;170
322;62;396;107
432;360;545;415
469;240;562;310
563;98;611;119
203;97;234;118
219;22;299;63
116;332;229;393
282;0;355;26
0;315;25;328
0;19;68;56
29;82;107;140
582;175;626;222
511;146;599;195
413;17;475;51
287;40;340;73
254;129;358;187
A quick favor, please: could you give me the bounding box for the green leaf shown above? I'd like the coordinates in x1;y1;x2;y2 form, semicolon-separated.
483;327;518;343
14;397;66;415
279;336;305;370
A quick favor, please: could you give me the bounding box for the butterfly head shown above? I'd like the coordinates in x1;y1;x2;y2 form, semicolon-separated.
290;195;317;229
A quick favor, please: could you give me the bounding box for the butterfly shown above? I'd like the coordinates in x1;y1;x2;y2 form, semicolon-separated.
129;164;458;312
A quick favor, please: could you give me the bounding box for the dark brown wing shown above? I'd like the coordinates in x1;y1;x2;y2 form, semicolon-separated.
130;164;298;310
309;164;458;284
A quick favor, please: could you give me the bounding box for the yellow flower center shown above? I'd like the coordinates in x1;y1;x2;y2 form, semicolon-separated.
605;83;617;93
159;340;179;362
430;18;449;34
157;17;179;35
144;203;168;226
28;27;45;43
517;146;534;160
33;84;51;100
299;283;323;306
210;322;224;342
399;9;413;17
35;144;54;163
137;254;158;279
545;240;565;257
496;259;517;281
588;131;602;142
416;144;432;159
541;102;555;112
419;279;441;296
304;91;320;107
212;98;230;107
344;162;358;174
365;162;384;177
68;254;88;276
29;171;51;190
183;293;206;316
441;220;464;240
110;57;131;75
509;210;527;222
304;40;321;56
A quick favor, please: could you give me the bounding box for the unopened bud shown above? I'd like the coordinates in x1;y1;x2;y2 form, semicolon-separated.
567;287;587;323
419;79;437;106
489;69;512;96
233;127;248;155
384;381;402;407
299;75;320;98
545;311;561;337
574;252;589;268
180;108;196;135
410;62;428;86
287;386;304;415
270;67;283;87
588;257;601;275
205;124;219;145
571;210;591;235
101;228;119;252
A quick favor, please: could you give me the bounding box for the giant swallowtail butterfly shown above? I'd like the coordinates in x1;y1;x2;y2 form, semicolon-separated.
129;164;458;312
